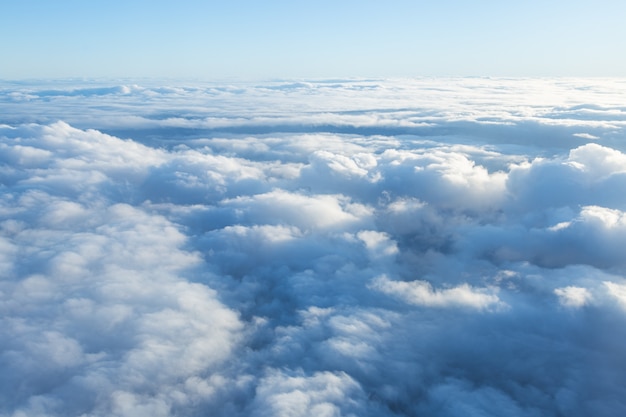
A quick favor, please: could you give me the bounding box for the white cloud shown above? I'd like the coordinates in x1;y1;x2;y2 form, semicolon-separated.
357;231;398;258
370;275;502;310
220;190;373;231
554;286;593;308
2;78;626;416
605;281;626;310
568;143;626;179
573;132;599;140
579;205;626;228
1;192;244;416
250;370;365;417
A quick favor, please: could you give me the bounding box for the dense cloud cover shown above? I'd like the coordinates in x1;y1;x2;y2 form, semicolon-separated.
1;78;626;416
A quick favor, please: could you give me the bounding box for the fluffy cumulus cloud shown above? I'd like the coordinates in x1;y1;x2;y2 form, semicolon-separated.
370;275;501;310
1;78;626;416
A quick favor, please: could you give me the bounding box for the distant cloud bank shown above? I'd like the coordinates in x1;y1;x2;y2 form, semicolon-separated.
1;78;626;416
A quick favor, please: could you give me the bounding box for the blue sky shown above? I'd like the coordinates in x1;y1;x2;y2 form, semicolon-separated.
2;1;625;79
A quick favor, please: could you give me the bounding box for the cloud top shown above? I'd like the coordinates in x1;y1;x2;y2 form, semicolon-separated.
1;78;626;416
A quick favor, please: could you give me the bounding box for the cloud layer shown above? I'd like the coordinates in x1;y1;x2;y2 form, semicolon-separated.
1;78;626;416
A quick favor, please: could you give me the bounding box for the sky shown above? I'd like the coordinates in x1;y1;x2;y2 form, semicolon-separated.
1;78;626;416
2;0;626;79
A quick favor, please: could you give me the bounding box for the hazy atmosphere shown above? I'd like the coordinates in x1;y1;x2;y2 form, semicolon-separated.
2;2;626;417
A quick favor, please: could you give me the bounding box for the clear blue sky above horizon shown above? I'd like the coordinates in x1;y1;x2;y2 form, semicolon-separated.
2;0;625;80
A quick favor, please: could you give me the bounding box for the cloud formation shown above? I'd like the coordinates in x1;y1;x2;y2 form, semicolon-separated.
1;78;626;416
370;275;501;310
